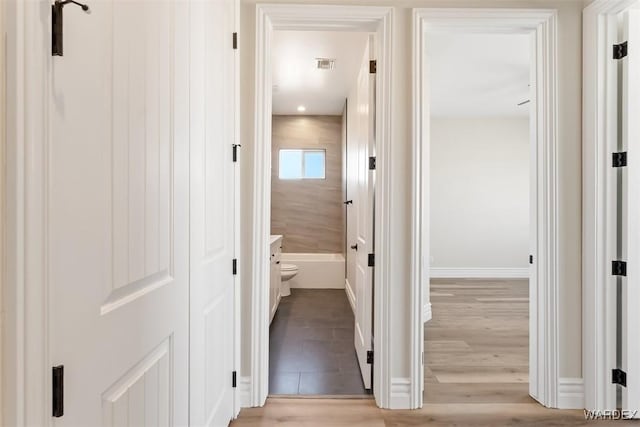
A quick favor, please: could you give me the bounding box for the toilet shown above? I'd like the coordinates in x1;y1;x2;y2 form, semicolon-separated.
280;263;298;297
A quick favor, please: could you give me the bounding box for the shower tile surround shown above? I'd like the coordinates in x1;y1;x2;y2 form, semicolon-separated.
269;289;368;396
271;115;344;253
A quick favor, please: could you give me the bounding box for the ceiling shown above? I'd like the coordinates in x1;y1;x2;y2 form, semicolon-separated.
427;33;531;117
272;31;369;115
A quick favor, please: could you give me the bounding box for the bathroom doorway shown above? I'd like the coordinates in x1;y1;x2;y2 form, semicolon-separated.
267;29;375;396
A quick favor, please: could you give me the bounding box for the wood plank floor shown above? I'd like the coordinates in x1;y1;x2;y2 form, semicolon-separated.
231;279;624;426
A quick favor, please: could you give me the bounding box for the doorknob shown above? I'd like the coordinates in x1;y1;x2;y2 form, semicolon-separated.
344;200;353;205
350;244;358;251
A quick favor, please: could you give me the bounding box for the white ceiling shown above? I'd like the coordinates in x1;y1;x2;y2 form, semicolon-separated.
427;33;531;117
272;31;369;115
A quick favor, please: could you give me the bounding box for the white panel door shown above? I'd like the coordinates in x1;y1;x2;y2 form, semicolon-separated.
189;0;237;425
621;9;640;417
354;39;375;390
50;2;189;425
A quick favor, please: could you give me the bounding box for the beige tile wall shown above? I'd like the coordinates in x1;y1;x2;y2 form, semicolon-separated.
271;115;344;253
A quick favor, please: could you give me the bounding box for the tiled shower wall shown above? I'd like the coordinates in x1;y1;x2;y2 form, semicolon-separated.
271;115;344;253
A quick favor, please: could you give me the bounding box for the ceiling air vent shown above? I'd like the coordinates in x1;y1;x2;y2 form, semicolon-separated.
316;58;336;70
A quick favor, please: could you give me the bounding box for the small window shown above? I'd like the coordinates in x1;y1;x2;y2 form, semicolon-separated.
279;149;326;180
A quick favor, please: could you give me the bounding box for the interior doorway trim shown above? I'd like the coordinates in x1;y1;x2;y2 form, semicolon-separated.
251;4;394;408
412;8;561;408
583;0;639;411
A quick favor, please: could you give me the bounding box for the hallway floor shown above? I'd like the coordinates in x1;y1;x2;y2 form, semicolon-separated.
233;279;615;425
268;289;368;396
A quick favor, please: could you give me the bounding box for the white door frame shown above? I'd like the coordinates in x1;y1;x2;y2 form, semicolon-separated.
583;0;639;412
250;4;394;408
3;0;50;424
412;8;562;408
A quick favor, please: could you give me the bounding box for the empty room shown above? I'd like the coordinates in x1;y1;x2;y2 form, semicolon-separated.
424;32;533;405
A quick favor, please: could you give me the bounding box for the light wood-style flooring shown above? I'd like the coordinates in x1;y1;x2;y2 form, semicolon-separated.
231;279;624;426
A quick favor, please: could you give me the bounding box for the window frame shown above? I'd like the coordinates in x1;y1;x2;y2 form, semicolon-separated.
278;148;327;180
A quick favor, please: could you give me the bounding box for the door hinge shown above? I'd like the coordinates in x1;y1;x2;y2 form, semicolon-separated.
366;350;374;364
52;365;64;418
233;32;238;50
232;371;237;388
367;253;375;267
233;144;241;162
232;259;238;275
613;41;628;60
612;369;627;387
368;156;376;170
369;60;377;74
52;0;90;57
529;255;533;264
612;260;627;276
613;152;628;167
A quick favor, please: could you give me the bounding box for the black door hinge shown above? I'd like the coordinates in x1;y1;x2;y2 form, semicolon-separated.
367;254;375;267
614;41;628;60
529;255;533;264
366;350;374;364
52;365;64;417
232;371;237;388
613;152;627;167
52;0;90;56
232;259;238;275
233;144;241;162
612;369;627;387
369;156;376;170
612;260;627;276
233;32;238;50
369;60;377;74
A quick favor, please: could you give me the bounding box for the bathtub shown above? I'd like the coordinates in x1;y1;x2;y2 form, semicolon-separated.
281;253;345;289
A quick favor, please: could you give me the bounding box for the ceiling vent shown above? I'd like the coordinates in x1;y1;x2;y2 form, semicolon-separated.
316;58;336;70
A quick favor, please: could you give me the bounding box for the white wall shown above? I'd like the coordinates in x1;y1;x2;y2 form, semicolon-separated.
240;0;584;386
430;118;529;274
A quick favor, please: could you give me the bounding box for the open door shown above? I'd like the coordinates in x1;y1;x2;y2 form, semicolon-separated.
621;8;640;417
50;2;189;425
353;37;376;390
189;0;238;425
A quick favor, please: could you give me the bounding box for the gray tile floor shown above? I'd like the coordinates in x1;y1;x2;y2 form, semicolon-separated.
269;289;369;395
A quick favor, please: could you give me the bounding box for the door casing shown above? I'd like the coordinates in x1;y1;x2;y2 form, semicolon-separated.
412;8;562;409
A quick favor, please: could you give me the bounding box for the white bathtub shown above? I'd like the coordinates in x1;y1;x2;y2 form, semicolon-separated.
281;253;345;289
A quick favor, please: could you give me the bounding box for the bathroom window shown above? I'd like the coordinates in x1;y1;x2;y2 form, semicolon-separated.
279;149;326;180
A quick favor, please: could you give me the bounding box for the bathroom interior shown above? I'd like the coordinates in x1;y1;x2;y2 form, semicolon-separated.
267;29;373;396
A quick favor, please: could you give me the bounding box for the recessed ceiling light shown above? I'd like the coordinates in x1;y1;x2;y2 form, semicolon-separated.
297;105;306;112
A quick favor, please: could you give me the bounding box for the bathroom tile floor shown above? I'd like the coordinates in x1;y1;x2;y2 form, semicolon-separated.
269;289;370;396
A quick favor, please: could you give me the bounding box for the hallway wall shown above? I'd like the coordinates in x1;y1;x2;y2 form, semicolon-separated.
240;0;584;392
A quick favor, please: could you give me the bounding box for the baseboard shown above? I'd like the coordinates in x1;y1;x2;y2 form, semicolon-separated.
239;376;252;408
430;267;529;279
345;279;355;314
423;302;432;322
389;377;412;409
557;377;584;409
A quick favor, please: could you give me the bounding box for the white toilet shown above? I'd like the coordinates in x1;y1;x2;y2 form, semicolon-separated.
280;263;298;297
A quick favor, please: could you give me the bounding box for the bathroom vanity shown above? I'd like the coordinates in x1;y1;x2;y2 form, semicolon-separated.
269;235;283;323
